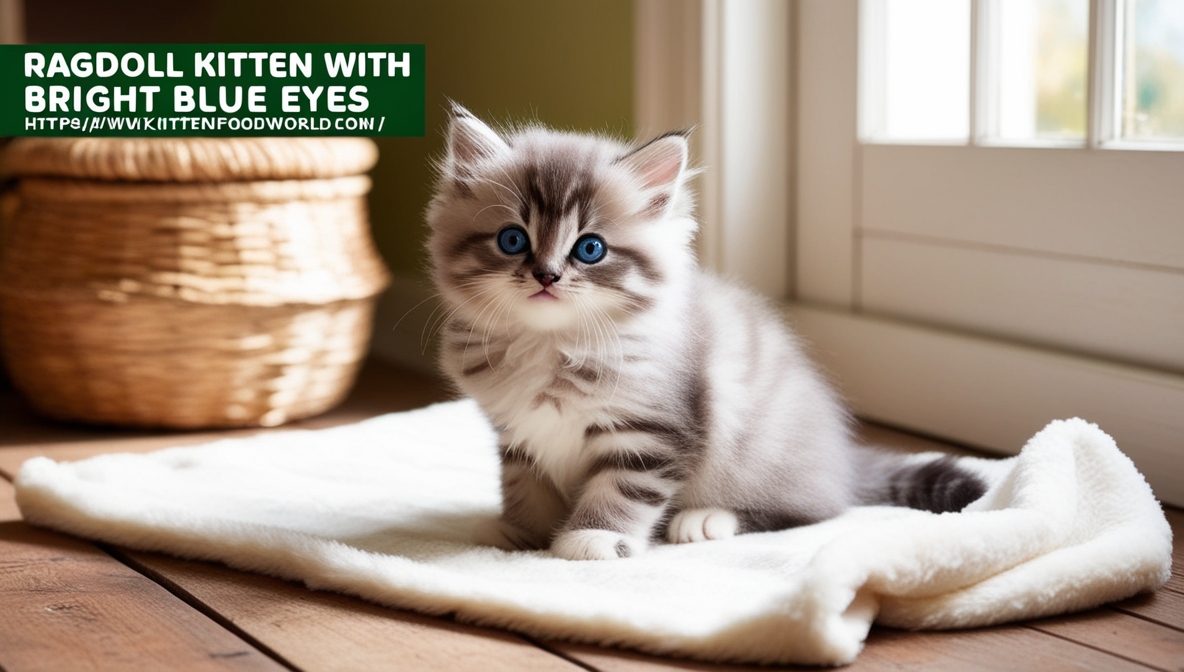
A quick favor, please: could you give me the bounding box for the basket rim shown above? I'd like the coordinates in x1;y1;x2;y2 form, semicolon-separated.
16;175;373;203
0;288;388;307
1;137;379;182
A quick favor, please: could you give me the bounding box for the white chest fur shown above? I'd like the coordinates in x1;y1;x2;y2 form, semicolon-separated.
456;336;607;495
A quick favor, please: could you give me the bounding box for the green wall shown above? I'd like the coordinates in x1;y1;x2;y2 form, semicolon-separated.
211;0;634;278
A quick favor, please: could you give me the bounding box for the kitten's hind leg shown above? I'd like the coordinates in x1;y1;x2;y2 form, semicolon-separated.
667;508;739;544
475;447;568;551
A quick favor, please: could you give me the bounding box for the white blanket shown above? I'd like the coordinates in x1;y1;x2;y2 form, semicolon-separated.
14;400;1173;666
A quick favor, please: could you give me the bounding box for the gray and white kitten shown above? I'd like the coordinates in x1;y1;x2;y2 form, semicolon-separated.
426;105;984;561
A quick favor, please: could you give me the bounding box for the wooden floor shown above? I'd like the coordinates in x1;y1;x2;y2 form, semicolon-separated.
1;358;1181;671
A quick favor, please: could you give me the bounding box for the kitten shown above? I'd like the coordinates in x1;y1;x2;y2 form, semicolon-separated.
426;105;985;561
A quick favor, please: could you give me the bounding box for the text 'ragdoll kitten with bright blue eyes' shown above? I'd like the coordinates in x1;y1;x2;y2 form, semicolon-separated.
427;104;985;561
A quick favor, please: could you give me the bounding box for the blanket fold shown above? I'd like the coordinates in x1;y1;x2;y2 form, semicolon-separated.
14;401;1172;666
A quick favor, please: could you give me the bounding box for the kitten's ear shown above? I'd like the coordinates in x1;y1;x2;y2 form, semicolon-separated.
617;132;689;192
446;104;509;172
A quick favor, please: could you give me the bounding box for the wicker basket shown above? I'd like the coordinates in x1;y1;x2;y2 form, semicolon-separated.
0;138;391;428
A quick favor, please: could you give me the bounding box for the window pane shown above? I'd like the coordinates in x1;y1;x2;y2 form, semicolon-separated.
1122;0;1184;140
990;0;1089;141
862;0;971;142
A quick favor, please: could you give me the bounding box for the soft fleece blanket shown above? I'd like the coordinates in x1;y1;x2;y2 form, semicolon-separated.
14;400;1173;666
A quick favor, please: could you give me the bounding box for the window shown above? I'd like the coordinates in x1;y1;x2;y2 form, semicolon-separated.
859;0;972;143
634;0;1183;505
1122;0;1184;141
794;0;1184;506
848;0;1184;374
860;0;1184;147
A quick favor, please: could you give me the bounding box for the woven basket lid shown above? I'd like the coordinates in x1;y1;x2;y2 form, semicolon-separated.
1;137;378;182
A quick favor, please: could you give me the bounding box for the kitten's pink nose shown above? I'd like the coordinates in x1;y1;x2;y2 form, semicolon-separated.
533;270;560;287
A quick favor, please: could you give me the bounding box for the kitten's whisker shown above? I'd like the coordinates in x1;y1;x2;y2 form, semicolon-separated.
423;285;496;354
423;289;480;348
393;289;443;337
477;173;526;210
574;293;601;372
459;298;493;365
462;289;507;366
570;293;591;367
572;293;609;384
493;296;517;369
581;296;608;378
587;300;625;403
472;202;518;221
482;294;514;369
422;295;463;352
488;165;527;204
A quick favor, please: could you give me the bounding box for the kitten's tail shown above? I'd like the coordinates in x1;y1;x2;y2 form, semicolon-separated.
854;448;988;513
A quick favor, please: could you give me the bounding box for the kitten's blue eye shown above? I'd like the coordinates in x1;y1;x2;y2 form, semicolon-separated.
497;226;529;255
572;234;607;264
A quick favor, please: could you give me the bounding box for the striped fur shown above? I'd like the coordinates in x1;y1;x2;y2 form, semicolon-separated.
427;106;986;560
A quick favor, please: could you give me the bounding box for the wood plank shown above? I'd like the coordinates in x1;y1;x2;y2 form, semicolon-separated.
1115;591;1184;632
1168;577;1184;596
856;421;980;457
1028;610;1184;672
850;625;1156;672
554;622;1159;672
1;473;20;522
1167;508;1184;570
547;642;752;671
1114;507;1184;631
0;521;285;672
1148;508;1181;597
115;549;582;672
0;427;259;483
859;234;1184;373
0;358;450;480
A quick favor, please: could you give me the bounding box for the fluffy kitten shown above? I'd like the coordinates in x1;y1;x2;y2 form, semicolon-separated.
426;105;985;561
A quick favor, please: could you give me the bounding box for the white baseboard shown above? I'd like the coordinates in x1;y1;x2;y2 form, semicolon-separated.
370;280;1184;507
787;303;1184;507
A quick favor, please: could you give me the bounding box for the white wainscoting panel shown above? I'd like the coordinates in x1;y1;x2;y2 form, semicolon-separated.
860;234;1184;372
788;303;1184;507
861;144;1184;271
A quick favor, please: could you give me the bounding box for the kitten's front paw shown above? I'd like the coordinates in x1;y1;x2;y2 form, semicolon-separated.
667;508;739;543
551;529;644;560
473;517;545;551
